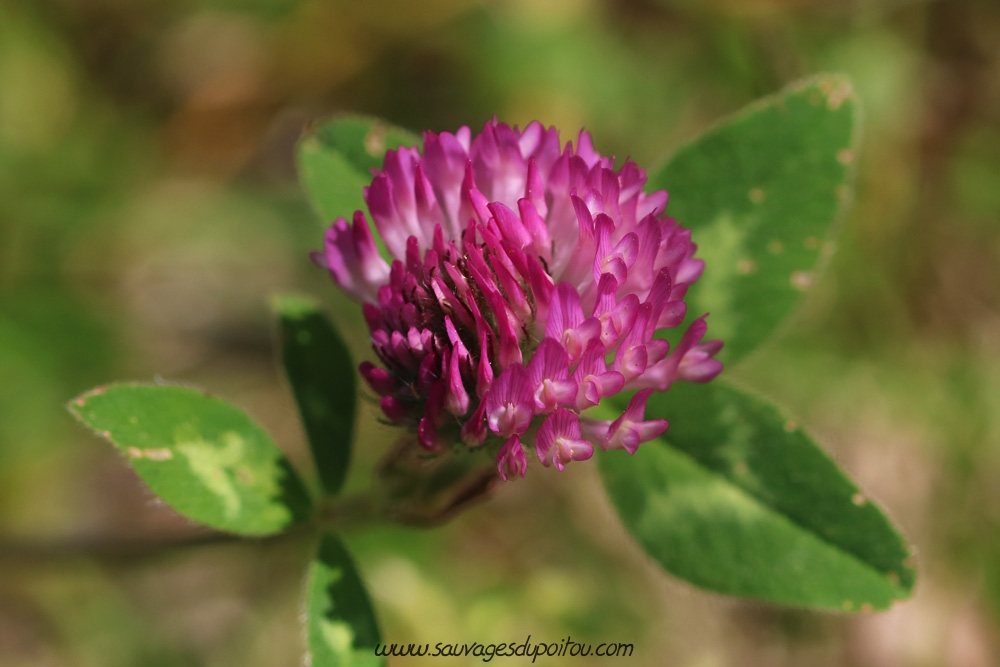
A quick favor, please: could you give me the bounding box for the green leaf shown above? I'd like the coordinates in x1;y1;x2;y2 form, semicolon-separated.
306;532;385;667
273;294;356;496
68;383;313;536
297;115;421;261
653;74;859;363
598;382;914;610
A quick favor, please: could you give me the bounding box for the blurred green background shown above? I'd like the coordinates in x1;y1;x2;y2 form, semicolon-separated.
2;0;999;665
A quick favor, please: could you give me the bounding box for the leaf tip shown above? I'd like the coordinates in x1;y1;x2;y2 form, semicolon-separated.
67;385;108;414
884;564;918;601
792;73;856;110
816;74;856;111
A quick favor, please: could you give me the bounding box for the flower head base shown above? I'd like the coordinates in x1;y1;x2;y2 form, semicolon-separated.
315;120;722;479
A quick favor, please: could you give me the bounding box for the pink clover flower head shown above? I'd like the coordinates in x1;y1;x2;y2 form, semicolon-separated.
314;119;723;479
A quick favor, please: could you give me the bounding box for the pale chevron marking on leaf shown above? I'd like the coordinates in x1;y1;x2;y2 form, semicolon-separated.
688;212;748;344
176;431;247;519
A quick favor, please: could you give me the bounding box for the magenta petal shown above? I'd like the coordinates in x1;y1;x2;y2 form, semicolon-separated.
414;351;438;393
545;283;602;363
678;339;725;383
361;303;383;332
496;435;527;482
545;282;585;341
605;389;669;454
592;275;640;349
360;361;398;396
318;217;385;303
526;338;576;412
421;129;470;237
576;370;625;410
365;173;410;259
631;314;713;391
526;338;569;384
484;289;523;369
536;409;594;471
598;168;621;223
444;345;470;416
461;398;489;447
676;257;705;285
417;416;438;450
565;318;602;364
680;357;724;383
614;303;651;381
592;214;614;283
657;300;688;329
413;163;445;228
524;157;549;219
431;276;475;331
380;395;409;423
465;179;492;225
626;217;662;293
488;201;533;250
484;364;534;438
575;129;600;166
572;341;625;410
517;197;551;261
475;322;494;399
350;211;390;287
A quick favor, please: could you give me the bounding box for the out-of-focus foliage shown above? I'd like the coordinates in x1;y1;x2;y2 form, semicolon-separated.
2;0;1000;665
